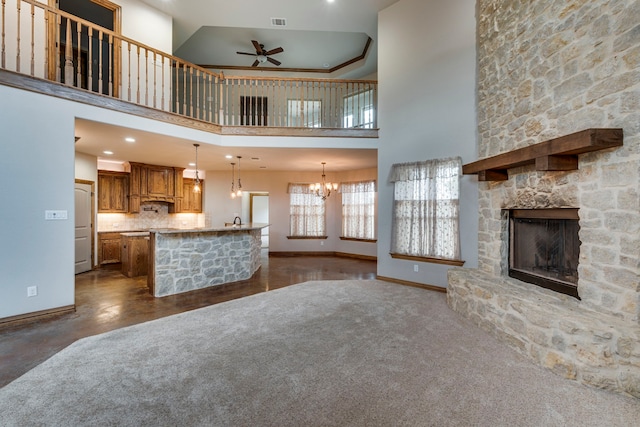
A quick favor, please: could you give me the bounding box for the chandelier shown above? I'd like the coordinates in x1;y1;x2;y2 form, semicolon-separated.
311;162;338;200
192;144;201;193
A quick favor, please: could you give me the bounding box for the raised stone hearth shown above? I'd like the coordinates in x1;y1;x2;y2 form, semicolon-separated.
449;0;640;398
447;268;640;397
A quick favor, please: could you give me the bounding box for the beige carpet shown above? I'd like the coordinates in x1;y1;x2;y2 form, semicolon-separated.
0;280;638;426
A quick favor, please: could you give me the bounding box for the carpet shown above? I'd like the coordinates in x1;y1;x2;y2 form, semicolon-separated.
0;280;638;426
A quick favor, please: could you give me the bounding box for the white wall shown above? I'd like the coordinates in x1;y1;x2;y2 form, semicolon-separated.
0;86;76;318
112;0;172;52
377;0;478;287
204;168;377;257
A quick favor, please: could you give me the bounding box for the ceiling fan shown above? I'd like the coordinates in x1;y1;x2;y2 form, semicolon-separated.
236;40;284;67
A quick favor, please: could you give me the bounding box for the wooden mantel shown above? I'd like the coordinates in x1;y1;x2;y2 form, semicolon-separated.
463;128;623;181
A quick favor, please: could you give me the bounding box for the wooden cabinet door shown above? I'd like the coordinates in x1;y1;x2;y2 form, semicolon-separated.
111;175;128;211
98;232;122;265
98;171;128;213
181;178;203;213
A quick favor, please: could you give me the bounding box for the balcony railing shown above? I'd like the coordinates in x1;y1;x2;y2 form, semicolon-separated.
1;0;377;133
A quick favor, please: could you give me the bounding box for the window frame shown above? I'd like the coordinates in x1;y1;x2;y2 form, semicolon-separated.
339;180;376;242
389;157;464;265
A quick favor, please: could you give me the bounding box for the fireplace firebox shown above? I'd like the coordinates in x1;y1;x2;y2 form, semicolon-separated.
507;208;580;299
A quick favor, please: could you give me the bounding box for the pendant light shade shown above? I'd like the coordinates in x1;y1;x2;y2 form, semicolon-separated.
235;156;243;197
193;144;201;193
230;162;236;198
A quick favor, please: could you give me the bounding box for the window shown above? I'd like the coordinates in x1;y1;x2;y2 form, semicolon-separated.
288;183;326;237
340;180;376;240
389;157;462;262
343;89;375;129
288;100;322;127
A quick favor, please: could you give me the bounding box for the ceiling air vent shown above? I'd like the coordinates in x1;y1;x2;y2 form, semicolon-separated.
271;17;287;27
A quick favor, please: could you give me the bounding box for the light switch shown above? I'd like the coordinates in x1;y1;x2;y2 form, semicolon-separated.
45;210;68;220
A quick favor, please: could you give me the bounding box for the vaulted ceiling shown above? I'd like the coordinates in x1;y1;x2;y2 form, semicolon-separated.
139;0;400;78
75;0;398;171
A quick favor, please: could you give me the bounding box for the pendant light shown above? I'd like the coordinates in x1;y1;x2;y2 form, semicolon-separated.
192;144;201;193
230;162;236;199
311;162;338;200
235;156;243;197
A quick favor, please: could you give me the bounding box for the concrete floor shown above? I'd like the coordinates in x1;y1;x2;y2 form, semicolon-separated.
0;252;377;387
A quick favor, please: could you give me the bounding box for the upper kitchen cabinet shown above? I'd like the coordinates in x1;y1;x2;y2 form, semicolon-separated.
182;178;203;213
129;162;184;213
98;171;129;213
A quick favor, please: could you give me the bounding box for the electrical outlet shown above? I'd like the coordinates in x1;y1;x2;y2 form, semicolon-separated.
413;264;419;272
27;286;37;297
320;241;324;246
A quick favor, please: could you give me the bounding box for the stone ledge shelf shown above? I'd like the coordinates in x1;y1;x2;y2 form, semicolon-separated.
148;224;268;297
463;128;623;181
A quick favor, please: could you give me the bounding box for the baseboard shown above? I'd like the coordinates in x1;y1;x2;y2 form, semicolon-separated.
334;252;377;261
376;275;447;293
269;251;334;257
0;305;76;329
269;251;376;261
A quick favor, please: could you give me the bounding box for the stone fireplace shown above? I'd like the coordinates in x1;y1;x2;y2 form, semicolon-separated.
507;208;580;298
447;0;639;398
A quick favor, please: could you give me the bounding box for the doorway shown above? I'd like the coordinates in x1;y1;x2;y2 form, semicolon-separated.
75;180;95;274
250;193;269;248
50;0;121;95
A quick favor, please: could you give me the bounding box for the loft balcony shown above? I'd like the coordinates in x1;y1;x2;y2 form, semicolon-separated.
0;0;378;138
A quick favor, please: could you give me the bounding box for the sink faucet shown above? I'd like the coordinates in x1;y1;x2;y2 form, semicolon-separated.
233;216;242;226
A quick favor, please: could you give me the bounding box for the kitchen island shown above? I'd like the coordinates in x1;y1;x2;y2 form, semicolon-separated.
147;224;268;297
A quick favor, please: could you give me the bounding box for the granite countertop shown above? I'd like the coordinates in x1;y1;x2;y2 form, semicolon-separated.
149;223;269;234
119;231;151;237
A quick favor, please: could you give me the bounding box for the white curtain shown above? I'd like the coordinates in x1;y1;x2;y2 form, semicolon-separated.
288;183;326;236
389;157;461;260
340;180;376;239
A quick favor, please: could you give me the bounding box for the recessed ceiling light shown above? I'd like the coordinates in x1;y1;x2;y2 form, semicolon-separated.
251;157;261;161
323;63;331;68
124;137;136;143
225;155;233;159
188;162;196;167
103;150;113;155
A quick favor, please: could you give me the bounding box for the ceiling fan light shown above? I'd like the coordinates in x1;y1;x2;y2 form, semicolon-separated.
257;55;267;63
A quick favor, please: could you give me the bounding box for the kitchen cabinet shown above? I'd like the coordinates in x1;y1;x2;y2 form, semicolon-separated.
98;171;128;213
128;162;184;213
98;232;123;265
121;232;149;278
181;178;203;213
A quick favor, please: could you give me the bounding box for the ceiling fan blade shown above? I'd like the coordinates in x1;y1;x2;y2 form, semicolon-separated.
236;51;257;56
251;40;262;53
267;57;281;66
265;47;283;56
252;59;260;67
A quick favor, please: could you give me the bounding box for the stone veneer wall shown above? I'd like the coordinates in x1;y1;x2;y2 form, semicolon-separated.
153;230;262;297
448;0;640;398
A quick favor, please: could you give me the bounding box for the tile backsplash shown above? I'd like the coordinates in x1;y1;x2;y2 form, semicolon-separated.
98;203;205;232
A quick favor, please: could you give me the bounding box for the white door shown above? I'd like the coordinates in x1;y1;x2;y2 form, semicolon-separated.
251;195;269;248
75;182;93;274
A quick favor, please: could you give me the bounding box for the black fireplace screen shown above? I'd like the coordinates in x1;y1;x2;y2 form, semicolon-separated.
508;209;580;299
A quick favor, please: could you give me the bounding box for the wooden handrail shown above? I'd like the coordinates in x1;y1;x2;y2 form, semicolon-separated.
0;0;379;133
